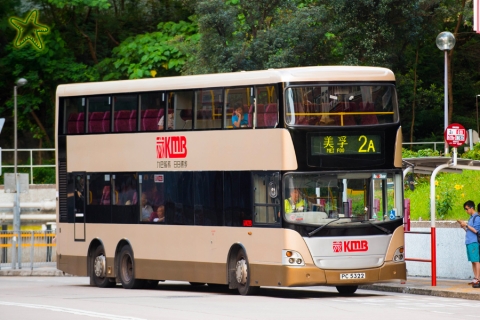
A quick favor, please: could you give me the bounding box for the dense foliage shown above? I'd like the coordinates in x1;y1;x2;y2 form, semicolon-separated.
1;0;479;155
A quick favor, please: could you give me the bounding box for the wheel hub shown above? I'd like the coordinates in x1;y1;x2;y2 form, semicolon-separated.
235;259;247;284
94;254;106;278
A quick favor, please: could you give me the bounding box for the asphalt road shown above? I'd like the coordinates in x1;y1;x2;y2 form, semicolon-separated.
0;277;475;320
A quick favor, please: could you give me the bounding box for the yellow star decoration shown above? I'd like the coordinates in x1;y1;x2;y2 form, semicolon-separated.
9;10;49;50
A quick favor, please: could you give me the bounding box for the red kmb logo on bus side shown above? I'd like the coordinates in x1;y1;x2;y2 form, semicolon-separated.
156;136;187;159
333;240;368;253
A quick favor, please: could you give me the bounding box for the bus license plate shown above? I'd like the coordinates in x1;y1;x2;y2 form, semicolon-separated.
340;273;366;280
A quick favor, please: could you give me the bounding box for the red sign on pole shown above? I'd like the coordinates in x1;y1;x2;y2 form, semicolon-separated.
444;123;467;147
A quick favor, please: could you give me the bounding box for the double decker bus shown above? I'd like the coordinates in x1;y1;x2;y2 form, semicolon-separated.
55;66;406;295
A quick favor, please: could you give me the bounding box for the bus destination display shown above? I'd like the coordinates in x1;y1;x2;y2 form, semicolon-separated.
311;134;381;155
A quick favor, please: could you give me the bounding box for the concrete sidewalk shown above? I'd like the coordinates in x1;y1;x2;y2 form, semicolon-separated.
360;277;480;301
1;268;479;301
0;267;67;277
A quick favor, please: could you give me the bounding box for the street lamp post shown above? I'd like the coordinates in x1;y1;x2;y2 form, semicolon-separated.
14;78;27;176
13;78;27;269
436;31;456;155
476;95;480;135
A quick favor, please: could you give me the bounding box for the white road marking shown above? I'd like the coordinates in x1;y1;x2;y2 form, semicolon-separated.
0;301;146;320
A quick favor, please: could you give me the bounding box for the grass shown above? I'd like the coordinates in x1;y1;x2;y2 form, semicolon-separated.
405;170;480;221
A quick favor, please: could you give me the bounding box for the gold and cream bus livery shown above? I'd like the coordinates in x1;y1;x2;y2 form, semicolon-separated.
55;66;406;295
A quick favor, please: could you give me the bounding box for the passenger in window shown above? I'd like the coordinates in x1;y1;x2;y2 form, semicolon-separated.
150;205;165;223
121;178;138;205
141;192;153;221
232;103;248;128
284;188;307;214
158;113;174;130
74;176;85;213
149;184;164;207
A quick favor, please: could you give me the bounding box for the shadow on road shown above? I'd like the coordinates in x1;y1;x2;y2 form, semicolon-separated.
75;281;381;299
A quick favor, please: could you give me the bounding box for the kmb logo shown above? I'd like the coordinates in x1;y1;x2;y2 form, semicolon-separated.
156;136;187;158
332;240;369;253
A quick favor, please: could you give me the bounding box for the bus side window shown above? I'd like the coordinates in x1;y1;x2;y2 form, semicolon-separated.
224;172;253;226
225;87;250;129
87;96;111;133
140;92;164;132
63;97;85;135
195;89;222;129
85;174;112;223
256;86;277;128
173;90;194;130
138;173;165;223
113;94;138;133
253;172;280;224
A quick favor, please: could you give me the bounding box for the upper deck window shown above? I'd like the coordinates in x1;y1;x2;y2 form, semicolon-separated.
285;85;397;126
87;96;111;133
195;89;222;129
64;97;85;134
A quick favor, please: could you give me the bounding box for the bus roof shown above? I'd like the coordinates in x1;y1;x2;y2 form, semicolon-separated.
56;66;395;97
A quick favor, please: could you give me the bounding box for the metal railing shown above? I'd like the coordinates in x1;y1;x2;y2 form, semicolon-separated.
0;230;56;270
402;142;445;152
1;148;55;184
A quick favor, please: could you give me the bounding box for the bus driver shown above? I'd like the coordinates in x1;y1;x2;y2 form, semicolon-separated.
284;188;307;213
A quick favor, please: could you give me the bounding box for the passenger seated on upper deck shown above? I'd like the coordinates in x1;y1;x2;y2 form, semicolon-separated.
149;205;165;223
284;188;307;214
158;113;174;130
232;103;248;128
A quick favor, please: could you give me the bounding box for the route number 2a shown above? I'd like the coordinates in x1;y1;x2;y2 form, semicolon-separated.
358;135;376;153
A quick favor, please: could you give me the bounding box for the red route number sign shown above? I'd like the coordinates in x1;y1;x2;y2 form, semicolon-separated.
444;123;467;147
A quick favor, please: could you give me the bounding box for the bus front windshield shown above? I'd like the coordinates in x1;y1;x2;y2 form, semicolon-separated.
283;172;403;226
285;85;398;126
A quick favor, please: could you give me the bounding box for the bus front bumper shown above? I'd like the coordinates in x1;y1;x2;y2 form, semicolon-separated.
251;261;406;287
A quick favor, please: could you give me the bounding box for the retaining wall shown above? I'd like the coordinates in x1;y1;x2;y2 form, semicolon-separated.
407;221;474;280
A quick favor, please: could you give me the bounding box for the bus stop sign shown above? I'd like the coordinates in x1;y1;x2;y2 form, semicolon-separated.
444;123;467;147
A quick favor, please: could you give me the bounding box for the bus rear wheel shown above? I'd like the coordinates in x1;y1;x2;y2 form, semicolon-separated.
235;249;259;295
336;285;358;296
118;245;143;289
91;245;115;288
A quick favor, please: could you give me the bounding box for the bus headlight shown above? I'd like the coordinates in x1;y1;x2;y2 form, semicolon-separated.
282;250;305;266
393;247;404;262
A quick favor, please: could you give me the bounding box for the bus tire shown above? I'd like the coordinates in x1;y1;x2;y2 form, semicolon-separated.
336;285;358;296
91;245;115;288
235;249;259;296
118;245;143;289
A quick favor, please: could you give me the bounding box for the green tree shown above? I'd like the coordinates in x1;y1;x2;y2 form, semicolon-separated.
97;19;199;79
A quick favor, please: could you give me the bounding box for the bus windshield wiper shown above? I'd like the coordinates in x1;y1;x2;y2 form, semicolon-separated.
308;218;340;237
361;220;391;234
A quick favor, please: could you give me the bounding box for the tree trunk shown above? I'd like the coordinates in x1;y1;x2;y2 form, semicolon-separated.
30;110;52;147
410;46;419;145
448;0;467;124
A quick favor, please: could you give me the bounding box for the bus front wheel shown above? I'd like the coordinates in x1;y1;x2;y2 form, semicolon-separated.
336;285;358;296
235;249;259;295
91;245;115;288
118;245;143;289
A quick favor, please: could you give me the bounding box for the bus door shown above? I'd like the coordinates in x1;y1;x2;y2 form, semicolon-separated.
73;172;86;241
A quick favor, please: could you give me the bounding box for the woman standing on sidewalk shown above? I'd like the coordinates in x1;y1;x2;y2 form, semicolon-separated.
458;200;480;288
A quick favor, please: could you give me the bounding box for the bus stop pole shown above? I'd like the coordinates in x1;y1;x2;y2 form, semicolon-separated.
430;163;449;286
